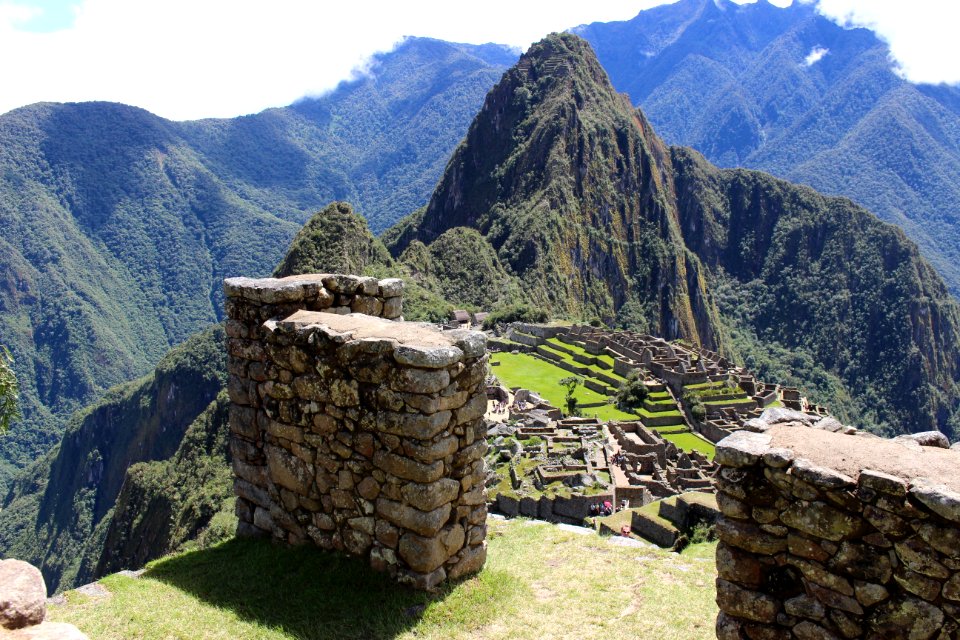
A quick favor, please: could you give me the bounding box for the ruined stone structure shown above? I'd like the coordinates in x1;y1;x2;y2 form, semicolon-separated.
714;423;960;640
224;274;489;590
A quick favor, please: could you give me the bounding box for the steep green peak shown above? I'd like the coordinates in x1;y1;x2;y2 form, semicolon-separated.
273;201;393;277
411;32;664;245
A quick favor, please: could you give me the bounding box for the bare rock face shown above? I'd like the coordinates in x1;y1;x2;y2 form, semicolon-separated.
0;559;46;630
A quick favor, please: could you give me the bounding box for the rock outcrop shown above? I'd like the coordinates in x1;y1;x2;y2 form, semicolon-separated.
0;559;88;639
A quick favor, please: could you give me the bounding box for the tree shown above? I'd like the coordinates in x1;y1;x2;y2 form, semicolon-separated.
615;370;650;412
559;376;583;415
0;345;20;434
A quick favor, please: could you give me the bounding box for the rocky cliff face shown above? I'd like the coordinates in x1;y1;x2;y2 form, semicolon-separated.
0;327;227;593
385;32;960;436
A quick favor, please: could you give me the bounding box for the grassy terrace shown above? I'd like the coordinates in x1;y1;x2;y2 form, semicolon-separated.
49;519;718;640
491;352;638;422
537;343;626;384
545;337;619;369
491;353;713;456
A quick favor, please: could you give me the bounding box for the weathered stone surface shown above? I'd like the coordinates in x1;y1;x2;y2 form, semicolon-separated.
716;516;787;555
831;542;892;583
896;431;951;449
401;479;461;512
716;579;780;623
895;538;951;579
915;522;960;558
373;410;452;441
715;431;773;468
394;345;464;369
806;582;863;615
854;580;889;607
376;498;451;537
390;368;450;394
784;595;825;621
398;533;449;573
872;596;944;640
447;543;487;580
791;458;855;490
0;560;46;630
792;621;839;640
265;445;313;496
943;574;960;601
379;278;404;298
894;569;942;601
780;501;864;542
910;481;960;524
373;451;444;483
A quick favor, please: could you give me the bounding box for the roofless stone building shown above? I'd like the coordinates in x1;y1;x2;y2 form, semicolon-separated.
224;274;488;590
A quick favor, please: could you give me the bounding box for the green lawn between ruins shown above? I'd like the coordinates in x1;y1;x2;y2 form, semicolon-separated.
49;518;718;640
490;352;715;458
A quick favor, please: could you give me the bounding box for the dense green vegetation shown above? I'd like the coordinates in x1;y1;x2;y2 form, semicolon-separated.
576;0;960;295
0;326;227;593
0;346;19;434
0;38;513;489
615;371;651;412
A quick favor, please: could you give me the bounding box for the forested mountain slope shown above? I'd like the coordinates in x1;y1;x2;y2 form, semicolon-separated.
574;0;960;294
388;33;960;437
0;38;513;488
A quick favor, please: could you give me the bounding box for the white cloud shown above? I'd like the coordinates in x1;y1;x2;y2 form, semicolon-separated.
804;45;829;66
1;0;958;121
808;0;960;85
0;0;669;120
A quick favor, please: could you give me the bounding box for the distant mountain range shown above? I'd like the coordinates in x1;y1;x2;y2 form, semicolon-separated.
6;29;960;596
575;0;960;294
0;38;515;487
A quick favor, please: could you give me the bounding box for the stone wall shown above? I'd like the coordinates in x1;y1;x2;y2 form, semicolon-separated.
714;423;960;640
224;274;489;590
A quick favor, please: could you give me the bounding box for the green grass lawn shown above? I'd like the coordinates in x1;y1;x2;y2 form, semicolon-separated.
50;519;719;640
491;352;638;422
661;432;716;459
701;397;754;406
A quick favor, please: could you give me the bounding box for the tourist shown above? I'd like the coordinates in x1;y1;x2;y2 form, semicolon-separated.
601;500;613;517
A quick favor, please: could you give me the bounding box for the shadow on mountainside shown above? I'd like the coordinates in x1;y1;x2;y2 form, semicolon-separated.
145;537;445;640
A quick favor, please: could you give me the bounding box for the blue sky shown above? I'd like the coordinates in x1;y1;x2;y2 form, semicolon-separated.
0;0;956;121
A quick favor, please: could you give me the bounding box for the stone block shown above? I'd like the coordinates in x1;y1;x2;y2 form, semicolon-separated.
398;532;449;573
376;498;451;537
716;578;780;623
780;501;864;542
401;479;461;512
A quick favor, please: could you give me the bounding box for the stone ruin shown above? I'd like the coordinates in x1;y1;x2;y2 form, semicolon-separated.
224;274;488;590
714;421;960;639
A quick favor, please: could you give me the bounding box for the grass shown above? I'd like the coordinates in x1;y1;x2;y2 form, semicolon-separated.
49;519;718;640
490;352;639;422
546;337;618;368
661;432;715;459
538;343;626;383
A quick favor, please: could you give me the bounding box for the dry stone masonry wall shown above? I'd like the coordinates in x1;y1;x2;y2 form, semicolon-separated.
714;422;960;640
224;274;489;590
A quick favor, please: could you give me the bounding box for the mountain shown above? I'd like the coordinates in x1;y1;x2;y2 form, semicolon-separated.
573;0;960;295
0;38;514;489
0;202;460;593
386;32;960;437
0;327;228;593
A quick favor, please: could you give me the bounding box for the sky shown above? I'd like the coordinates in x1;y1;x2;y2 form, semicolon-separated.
0;0;957;121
